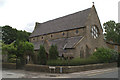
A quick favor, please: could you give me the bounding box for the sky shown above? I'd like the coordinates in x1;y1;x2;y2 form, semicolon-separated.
0;0;119;32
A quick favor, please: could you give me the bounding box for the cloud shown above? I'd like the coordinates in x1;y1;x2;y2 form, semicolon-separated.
0;0;6;7
24;22;35;32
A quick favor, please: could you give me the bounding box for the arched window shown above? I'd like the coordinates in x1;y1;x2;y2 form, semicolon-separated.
33;38;35;40
62;32;65;35
76;29;79;34
86;45;91;58
91;25;99;39
80;47;84;58
51;34;53;38
41;36;43;39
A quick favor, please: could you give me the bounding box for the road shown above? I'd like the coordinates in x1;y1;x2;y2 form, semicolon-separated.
2;67;119;78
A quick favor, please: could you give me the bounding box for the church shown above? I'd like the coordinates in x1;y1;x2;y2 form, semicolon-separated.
29;4;107;59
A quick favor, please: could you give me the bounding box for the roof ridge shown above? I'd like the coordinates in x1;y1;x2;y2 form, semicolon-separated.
41;7;92;25
30;7;92;37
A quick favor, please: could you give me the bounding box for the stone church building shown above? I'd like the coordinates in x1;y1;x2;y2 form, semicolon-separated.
29;5;107;58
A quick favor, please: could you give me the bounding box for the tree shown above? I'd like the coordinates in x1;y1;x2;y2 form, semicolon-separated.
116;23;120;43
17;30;31;42
2;25;31;44
2;43;17;63
93;47;118;63
16;41;34;65
38;45;47;65
49;45;59;60
2;25;17;44
103;20;120;43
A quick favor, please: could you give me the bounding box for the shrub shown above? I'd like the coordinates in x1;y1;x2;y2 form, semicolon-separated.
117;52;120;67
49;45;59;60
8;58;16;63
38;45;47;65
47;56;100;66
93;47;118;63
16;41;34;65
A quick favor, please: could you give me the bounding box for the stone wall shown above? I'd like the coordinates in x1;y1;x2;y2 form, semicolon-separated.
30;28;85;42
25;63;117;73
106;43;120;52
2;63;16;69
84;5;107;56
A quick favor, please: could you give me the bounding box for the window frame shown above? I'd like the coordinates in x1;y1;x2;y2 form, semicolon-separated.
76;29;79;34
91;25;99;39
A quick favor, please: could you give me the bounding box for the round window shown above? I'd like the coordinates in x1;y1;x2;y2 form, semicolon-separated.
91;25;99;39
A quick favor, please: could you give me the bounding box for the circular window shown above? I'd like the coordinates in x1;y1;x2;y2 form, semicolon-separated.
91;25;99;39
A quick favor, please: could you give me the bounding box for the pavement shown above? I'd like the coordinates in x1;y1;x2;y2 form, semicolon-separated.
2;67;119;78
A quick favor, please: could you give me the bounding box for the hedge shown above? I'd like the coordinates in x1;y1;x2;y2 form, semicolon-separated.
47;56;101;66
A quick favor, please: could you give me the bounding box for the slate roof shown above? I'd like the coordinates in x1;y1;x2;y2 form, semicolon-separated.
30;7;91;38
64;36;83;49
32;41;45;50
32;36;83;56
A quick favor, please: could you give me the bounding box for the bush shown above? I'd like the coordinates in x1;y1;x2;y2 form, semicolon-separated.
47;56;100;66
49;45;59;60
93;47;118;63
117;52;120;67
8;54;17;63
8;58;16;63
38;45;47;65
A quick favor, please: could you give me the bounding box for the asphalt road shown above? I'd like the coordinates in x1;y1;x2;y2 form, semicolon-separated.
2;67;119;78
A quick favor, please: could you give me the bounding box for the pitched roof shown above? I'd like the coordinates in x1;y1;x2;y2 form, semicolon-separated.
30;7;91;37
32;41;45;50
32;36;83;56
64;36;83;49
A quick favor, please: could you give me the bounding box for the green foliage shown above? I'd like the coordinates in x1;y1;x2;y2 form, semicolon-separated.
49;45;58;60
17;30;31;42
16;41;34;56
117;52;120;67
2;25;17;44
103;21;120;43
116;23;120;43
2;25;31;44
93;47;118;63
2;43;17;63
38;45;47;65
16;41;34;65
8;58;16;63
47;56;100;66
2;43;17;56
2;41;34;64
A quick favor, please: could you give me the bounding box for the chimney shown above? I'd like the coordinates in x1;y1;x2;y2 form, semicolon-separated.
35;22;41;29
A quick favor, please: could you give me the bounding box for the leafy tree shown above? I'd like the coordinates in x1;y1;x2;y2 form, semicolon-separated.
93;47;118;63
117;52;120;67
17;30;31;42
2;25;17;44
2;43;17;55
2;25;31;44
2;43;17;62
2;40;34;63
16;41;34;65
103;21;120;43
116;23;120;43
38;45;47;65
49;45;59;60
